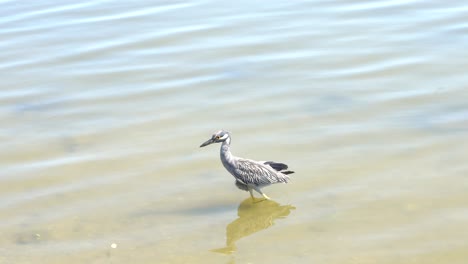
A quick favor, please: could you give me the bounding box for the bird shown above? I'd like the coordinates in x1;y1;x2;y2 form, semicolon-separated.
200;130;294;200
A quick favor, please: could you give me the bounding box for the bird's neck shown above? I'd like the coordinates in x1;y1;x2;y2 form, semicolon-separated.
220;137;234;164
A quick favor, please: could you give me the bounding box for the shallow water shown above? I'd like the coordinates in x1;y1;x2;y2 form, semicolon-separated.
1;0;468;263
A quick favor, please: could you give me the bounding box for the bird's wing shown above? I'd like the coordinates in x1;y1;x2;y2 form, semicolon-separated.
234;159;289;185
263;161;295;175
263;161;288;171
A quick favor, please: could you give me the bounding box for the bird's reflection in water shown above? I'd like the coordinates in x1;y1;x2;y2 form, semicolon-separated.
211;198;295;254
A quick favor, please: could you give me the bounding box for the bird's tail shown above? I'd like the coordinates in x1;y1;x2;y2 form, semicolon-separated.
263;161;295;176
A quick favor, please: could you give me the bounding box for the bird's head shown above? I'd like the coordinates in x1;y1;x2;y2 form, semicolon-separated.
200;130;231;147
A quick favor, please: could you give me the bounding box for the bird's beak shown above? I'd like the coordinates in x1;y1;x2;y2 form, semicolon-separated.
200;138;214;147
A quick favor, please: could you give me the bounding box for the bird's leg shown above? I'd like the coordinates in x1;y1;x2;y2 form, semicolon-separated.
248;186;255;201
254;187;271;200
261;193;271;200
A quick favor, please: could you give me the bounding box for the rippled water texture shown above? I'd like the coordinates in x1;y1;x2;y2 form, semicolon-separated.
1;0;467;263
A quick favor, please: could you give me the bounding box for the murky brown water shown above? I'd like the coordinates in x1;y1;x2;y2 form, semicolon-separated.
1;0;468;263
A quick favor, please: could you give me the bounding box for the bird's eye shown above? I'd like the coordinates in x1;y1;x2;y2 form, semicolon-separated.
215;136;220;139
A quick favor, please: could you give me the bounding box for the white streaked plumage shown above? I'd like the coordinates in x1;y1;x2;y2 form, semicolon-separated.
200;130;294;200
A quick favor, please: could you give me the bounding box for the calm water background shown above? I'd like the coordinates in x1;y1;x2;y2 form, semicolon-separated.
1;0;468;263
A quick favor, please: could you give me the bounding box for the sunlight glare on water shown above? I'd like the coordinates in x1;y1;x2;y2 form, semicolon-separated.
0;0;467;263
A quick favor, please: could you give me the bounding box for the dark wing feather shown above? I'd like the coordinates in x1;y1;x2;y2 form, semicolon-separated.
264;161;288;171
264;161;295;175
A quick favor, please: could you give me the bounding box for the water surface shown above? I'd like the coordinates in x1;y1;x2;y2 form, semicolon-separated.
1;0;468;263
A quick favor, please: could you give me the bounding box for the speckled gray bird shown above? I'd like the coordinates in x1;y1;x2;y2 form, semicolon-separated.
200;130;294;200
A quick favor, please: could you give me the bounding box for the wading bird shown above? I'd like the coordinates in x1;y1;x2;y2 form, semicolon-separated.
200;130;294;200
